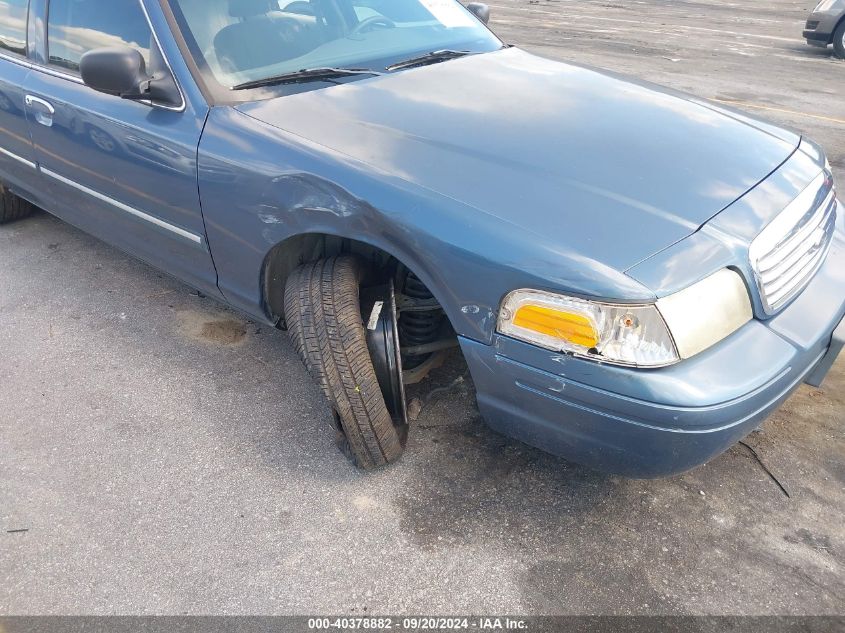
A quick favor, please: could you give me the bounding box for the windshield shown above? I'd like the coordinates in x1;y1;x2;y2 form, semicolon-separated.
167;0;502;91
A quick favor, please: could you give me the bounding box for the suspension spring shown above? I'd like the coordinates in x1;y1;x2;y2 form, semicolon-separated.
399;271;444;368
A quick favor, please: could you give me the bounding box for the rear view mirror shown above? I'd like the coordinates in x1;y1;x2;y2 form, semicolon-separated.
80;46;181;108
466;3;491;25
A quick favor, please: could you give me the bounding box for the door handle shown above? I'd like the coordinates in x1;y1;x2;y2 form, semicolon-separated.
25;95;55;128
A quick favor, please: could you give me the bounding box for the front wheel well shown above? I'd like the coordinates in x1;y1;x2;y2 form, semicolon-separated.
264;233;462;386
835;14;845;41
263;233;428;325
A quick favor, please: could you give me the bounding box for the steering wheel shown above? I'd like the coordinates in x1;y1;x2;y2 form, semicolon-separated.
349;16;396;36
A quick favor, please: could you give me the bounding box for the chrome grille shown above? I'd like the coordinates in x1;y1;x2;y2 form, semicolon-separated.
749;170;837;314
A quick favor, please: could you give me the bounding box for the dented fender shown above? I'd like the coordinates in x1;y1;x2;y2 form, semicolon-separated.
197;107;655;343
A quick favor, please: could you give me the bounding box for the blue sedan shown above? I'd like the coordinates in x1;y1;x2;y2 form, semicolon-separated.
0;0;842;477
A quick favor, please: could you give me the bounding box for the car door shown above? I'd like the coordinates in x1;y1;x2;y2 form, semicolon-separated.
0;0;39;202
22;0;220;297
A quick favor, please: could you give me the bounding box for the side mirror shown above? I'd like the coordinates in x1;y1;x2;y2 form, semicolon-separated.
81;47;151;99
466;2;490;25
80;46;181;107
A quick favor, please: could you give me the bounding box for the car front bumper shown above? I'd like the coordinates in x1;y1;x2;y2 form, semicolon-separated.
460;209;845;479
804;10;842;44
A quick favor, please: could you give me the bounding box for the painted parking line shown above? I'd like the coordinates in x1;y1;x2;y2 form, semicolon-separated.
711;98;845;125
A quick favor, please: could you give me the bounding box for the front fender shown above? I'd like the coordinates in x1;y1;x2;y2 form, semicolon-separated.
198;106;655;343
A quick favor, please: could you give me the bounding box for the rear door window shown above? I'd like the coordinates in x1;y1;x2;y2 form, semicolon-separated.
0;0;28;57
47;0;151;73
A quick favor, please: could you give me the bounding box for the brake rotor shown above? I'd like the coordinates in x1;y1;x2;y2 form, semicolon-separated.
361;281;408;429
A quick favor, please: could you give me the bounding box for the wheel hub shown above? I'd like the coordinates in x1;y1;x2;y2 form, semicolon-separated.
361;281;408;429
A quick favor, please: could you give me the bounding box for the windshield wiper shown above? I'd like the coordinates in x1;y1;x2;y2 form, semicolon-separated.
232;67;383;91
386;50;473;72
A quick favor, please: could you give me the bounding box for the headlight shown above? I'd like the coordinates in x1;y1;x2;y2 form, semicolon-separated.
498;291;678;367
497;269;753;368
815;0;837;11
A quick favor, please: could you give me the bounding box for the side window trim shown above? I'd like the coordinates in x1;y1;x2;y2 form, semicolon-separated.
0;49;32;67
25;0;186;112
139;0;186;112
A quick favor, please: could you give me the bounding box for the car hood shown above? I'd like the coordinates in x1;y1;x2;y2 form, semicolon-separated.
236;47;799;271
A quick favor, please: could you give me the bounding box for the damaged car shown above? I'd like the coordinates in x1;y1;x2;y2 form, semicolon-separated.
0;0;842;477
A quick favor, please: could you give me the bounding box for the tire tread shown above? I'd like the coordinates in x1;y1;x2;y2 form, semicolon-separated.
834;20;845;59
284;256;404;470
0;187;34;224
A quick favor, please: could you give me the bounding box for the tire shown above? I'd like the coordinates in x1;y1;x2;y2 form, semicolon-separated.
0;185;34;224
834;20;845;59
284;256;406;470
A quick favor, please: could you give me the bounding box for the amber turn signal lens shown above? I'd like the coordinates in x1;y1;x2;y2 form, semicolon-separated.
512;305;599;348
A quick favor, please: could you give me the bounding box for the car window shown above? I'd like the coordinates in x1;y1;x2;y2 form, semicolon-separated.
47;0;151;73
167;0;501;90
0;0;28;57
